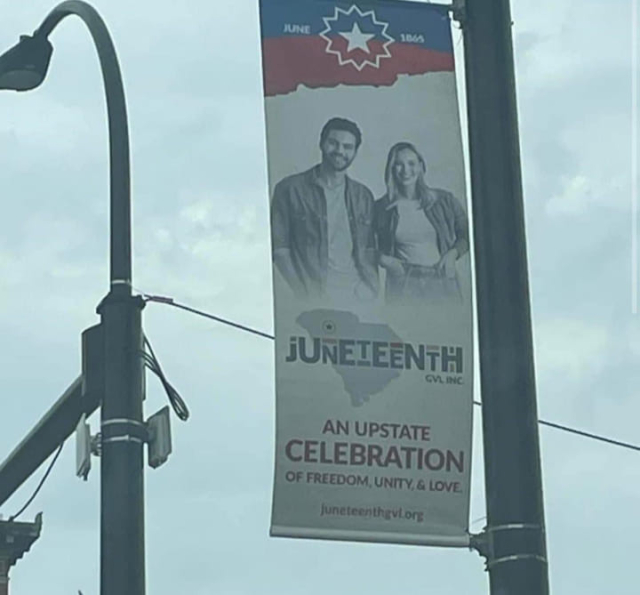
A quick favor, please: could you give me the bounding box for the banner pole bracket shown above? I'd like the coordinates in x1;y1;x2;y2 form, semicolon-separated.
469;530;490;560
470;524;548;572
450;0;467;27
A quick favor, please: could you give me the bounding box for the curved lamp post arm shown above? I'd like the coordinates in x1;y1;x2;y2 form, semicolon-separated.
36;0;131;292
0;5;145;594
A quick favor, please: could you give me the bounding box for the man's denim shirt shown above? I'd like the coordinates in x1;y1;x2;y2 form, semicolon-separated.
271;165;378;297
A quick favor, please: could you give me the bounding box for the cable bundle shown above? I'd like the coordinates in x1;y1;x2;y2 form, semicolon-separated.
142;335;190;422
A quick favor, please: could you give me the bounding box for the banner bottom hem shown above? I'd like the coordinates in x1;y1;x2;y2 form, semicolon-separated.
270;525;471;548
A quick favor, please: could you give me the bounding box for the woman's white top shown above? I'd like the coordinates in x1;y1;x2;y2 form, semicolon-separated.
394;199;440;266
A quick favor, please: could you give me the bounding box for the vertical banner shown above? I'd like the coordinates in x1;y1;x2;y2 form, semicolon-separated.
260;0;473;547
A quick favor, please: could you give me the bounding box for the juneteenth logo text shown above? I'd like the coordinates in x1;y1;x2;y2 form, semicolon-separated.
285;336;464;374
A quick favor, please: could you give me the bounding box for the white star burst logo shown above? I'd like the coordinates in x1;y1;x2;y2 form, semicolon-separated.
320;5;394;71
340;23;375;54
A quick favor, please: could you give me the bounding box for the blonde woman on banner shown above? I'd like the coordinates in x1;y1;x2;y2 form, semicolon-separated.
374;142;469;304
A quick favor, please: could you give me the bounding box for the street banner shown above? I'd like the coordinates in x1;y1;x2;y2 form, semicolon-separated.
260;0;473;547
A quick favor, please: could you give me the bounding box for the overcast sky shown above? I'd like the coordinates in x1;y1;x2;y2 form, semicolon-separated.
0;0;638;593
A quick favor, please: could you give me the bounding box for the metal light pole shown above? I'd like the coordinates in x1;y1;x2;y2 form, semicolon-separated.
0;3;145;595
461;0;550;593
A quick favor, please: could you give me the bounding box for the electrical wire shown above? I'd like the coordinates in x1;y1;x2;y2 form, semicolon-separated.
7;331;188;522
141;294;274;340
143;334;190;421
536;418;640;452
141;292;640;454
9;443;64;522
5;293;635;523
470;399;640;451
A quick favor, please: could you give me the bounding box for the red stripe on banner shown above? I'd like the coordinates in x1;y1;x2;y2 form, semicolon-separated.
263;36;454;97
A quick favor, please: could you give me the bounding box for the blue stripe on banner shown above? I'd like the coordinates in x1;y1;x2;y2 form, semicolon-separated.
259;0;453;54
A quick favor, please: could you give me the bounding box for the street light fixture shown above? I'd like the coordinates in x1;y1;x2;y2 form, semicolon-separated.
0;3;145;595
0;35;52;91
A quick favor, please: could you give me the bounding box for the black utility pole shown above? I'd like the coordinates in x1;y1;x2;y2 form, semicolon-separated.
37;4;146;594
462;1;550;593
0;3;146;595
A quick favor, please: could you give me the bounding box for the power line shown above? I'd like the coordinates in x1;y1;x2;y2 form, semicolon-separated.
141;293;640;454
9;443;64;521
535;418;639;452
7;292;633;521
141;294;274;340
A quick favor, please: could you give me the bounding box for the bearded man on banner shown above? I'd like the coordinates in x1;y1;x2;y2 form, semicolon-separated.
270;117;378;301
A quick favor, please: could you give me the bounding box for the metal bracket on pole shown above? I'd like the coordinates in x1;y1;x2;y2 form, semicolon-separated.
469;530;490;559
101;418;149;446
99;412;173;470
470;524;548;572
486;553;548;570
450;0;467;27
